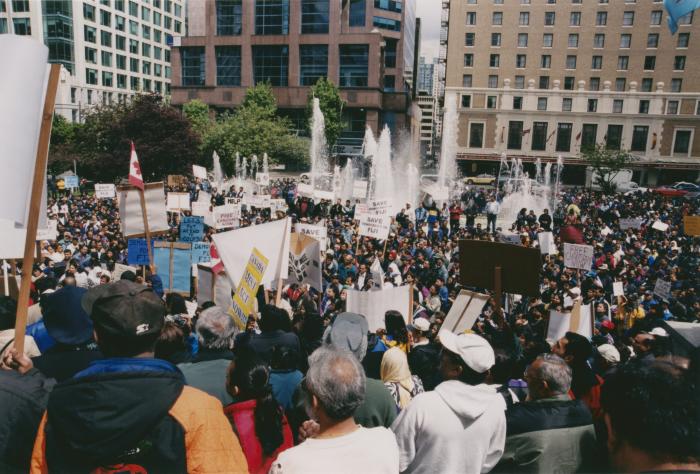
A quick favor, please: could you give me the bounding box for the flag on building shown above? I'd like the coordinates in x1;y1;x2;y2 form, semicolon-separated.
128;141;144;190
664;0;700;34
575;131;582;142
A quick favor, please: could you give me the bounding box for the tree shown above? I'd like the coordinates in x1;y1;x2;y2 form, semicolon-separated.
182;99;212;138
581;144;635;193
307;78;346;150
48;115;81;175
241;81;277;118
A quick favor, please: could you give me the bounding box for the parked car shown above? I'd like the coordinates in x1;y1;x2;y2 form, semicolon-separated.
623;182;649;195
654;182;700;197
463;174;496;186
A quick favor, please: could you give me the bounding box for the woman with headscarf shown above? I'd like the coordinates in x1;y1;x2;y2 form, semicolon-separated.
380;347;424;412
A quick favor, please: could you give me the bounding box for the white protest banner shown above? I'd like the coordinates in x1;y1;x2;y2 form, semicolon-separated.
652;220;669;232
94;183;116;199
352;180;368;199
563;243;594;271
247;194;271;209
225;196;242;206
212;217;291;286
613;281;624;297
229;248;269;330
442;290;490;334
192;164;207;180
113;263;138;281
213;204;240;230
270;199;288;213
313;189;335;201
354;203;369;222
345;285;411;332
287;233;322;291
295;222;327;251
191;201;211;218
296;183;314;197
36;220;58;242
538;231;556;255
547;301;592;342
619;218;644;230
166;192;191;212
653;279;672;300
358;199;392;239
119;183;170;237
255;172;270;186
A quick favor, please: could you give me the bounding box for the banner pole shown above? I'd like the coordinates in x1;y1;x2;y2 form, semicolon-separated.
138;187;153;270
3;260;8;296
14;64;61;356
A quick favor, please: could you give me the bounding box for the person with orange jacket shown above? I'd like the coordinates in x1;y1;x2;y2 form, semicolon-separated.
28;281;248;473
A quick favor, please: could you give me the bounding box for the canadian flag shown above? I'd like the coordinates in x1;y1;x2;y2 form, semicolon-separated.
210;242;225;274
128;141;144;190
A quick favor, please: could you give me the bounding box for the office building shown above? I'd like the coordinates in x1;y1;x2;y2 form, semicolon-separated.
170;0;417;146
442;0;700;185
417;56;435;93
1;0;185;122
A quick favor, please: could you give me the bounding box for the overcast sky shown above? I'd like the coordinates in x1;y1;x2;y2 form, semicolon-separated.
417;0;441;61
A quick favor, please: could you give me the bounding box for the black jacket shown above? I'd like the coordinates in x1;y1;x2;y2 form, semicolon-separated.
0;369;55;473
408;342;441;391
32;344;103;382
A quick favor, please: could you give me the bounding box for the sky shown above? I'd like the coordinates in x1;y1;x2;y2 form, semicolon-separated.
416;0;442;62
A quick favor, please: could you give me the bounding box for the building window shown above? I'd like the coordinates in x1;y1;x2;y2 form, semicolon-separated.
581;124;597;150
299;44;328;86
667;100;679;114
100;31;111;47
339;44;368;87
568;34;579;48
541;55;551;68
564;76;575;90
466;11;476;25
640;78;652;92
588;99;598;112
252;45;289;86
592;56;602;70
487;96;497;108
594;33;605;48
372;16;400;31
566;55;576;69
644;56;656;71
639;100;650;114
519;11;529;25
181;46;206;86
84;3;95;20
596;11;607;25
515;76;525;89
677;11;693;25
606;125;623;150
464;54;473;67
84;25;96;42
543;33;553;47
0;19;7;34
631;126;648;152
623;11;634;26
518;33;528;47
130;57;139;72
613;99;624;113
215;45;241;86
349;0;365;26
532;122;548;151
650;10;662;25
488;75;498;88
384;38;397;68
255;0;289;35
492;11;502;25
461;95;471;108
562;98;572;112
300;0;329;33
616;78;626;91
617;56;629;70
539;76;550;89
85;47;97;64
462;74;472;87
491;33;501;46
465;33;475;46
674;56;686;70
570;11;581;26
671;78;682;92
508;121;524;150
544;11;555;25
678;32;690;47
513;96;523;109
101;51;112;67
383;75;395;91
673;130;692;155
469;123;484;148
490;54;500;67
216;0;242;35
537;97;548;111
647;33;659;48
590;77;600;91
12;0;29;12
86;68;98;85
620;34;631;48
515;54;526;68
102;71;113;87
556;123;573;152
129;39;138;54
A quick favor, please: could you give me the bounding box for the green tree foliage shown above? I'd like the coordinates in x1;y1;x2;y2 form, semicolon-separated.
306;77;345;149
48;115;81;174
581;144;635;193
241;81;277;118
182;99;212;138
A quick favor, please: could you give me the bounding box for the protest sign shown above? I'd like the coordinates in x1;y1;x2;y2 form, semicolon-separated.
167;175;187;187
225;197;242;206
296;183;314;197
346;286;411;332
353;180;368;199
270;199;288;213
213;204;240;230
287;233;322;291
192;165;207;180
370;257;384;289
191;241;211;264
112;263;138;281
94;183;116;199
354;203;369;222
358;199;392;239
230;248;269;330
191;201;211;218
154;241;192;295
36;220;58;242
255;173;270;186
442;290;490;334
618;218;644;230
563;243;594;271
197;264;233;308
247;194;271;209
127;238;152;266
653;279;672;300
64;175;79;189
180;216;204;242
212;217;290;287
613;281;624;297
499;231;522;246
313;189;335;201
296;222;327;251
652;220;669;232
683;215;700;236
197;190;212;204
546;301;593;342
166;192;191;212
538;231;556;255
118;183;170;237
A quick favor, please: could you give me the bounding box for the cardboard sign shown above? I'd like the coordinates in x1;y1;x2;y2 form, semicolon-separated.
296;183;314;197
538;231;556;255
192;164;207;180
113;263;138;281
313;189;335;201
230;248;269;330
127;238;152;266
270;199;288;213
94;183;116;199
683;215;700;236
345;286;411;332
287;233;322;291
546;301;593;342
167;175;188;187
652;220;669;232
167;192;191;212
296;222;328;251
225;197;242;206
653;279;672;300
180;216;204;242
352;180;368;199
191;201;210;218
247;194;271;209
255;172;270;186
358;199;392;239
64;175;79;189
563;243;594;271
154;241;192;295
191;241;211;264
619;218;644;230
459;240;541;296
213;205;240;230
613;281;624;297
442;290;490;334
36;220;58;242
118;182;170;237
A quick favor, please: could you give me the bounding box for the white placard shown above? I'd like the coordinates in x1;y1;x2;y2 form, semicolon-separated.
247;194;271;209
36;219;58;242
197;190;212;204
270;199;288;213
296;222;327;251
94;183;116;199
354;203;369;222
296;183;314;197
213;204;240;230
358;199;392;239
653;279;672;300
255;172;270;186
119;183;170;237
192;164;207;180
442;290;489;334
619;218;644;230
652;220;669;232
313;189;335;201
191;201;211;218
352;180;368;199
613;281;624;297
345;286;411;332
167;192;191;212
538;231;556;255
563;243;594;271
547;302;592;342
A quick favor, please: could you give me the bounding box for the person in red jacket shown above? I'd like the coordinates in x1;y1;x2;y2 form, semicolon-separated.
225;351;293;474
449;204;462;237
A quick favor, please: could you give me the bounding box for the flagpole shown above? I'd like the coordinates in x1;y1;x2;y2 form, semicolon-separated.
139;187;153;270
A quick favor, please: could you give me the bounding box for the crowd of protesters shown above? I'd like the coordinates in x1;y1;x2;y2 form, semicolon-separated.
0;174;698;473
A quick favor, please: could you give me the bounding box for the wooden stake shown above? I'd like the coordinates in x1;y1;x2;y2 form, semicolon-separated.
138;188;153;269
2;260;8;297
493;265;502;315
14;64;61;356
275;218;290;306
408;283;414;325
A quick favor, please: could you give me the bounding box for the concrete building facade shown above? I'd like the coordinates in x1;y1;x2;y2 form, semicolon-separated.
170;0;417;145
442;0;700;185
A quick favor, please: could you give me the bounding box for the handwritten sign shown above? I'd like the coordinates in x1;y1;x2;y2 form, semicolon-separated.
352;180;368;199
652;220;669;232
613;281;624;297
296;222;328;251
619;218;644;230
192;164;207;180
684;215;700;236
213;204;240;230
563;243;594;271
229;248;269;330
255;172;270;186
653;279;672;300
358;199;392;239
64;175;79;189
94;183;116;199
127;238;152;266
180;216;204;242
191;241;211;264
225;197;242;206
167;192;191;212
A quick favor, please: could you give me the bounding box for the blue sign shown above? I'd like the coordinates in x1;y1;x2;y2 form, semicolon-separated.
154;244;192;294
127;238;152;266
180;216;204;242
64;175;80;189
191;242;211;264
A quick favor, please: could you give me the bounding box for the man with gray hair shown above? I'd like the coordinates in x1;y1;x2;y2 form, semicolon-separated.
270;346;399;473
178;306;238;405
494;354;597;473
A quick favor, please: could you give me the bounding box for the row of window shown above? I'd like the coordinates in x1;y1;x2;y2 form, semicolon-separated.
84;67;170;93
84;23;174;47
465;31;691;49
82;2;181;33
465;9;687;28
462;73;683;93
181;44;373;89
84;47;170;76
83;26;172;61
84;0;182;18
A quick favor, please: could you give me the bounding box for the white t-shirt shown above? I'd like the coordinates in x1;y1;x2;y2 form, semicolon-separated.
270;426;399;474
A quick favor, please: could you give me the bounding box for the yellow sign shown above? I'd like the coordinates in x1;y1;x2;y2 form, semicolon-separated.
684;215;700;236
229;247;269;330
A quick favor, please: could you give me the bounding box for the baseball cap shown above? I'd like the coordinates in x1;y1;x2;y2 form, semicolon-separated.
438;329;495;374
82;280;166;339
600;320;615;331
649;327;669;338
597;344;620;364
409;317;430;332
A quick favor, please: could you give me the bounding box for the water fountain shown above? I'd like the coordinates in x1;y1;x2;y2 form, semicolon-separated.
370;126;396;207
309;98;331;191
251;154;259;179
262;153;269;174
339;160;355;202
437;93;459;190
235;152;241;179
241;156;248;181
213;151;225;190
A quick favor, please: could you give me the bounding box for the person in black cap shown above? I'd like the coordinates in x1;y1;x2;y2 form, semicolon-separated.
28;280;249;473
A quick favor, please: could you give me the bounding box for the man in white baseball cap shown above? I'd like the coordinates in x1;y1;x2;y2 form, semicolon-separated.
391;330;506;474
